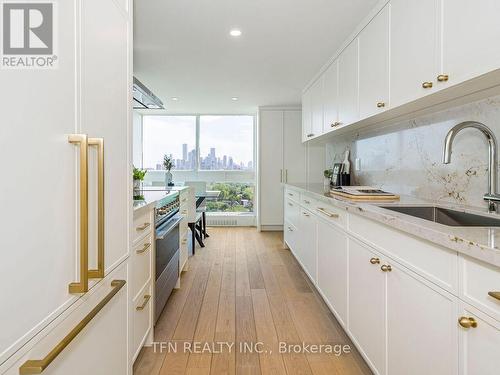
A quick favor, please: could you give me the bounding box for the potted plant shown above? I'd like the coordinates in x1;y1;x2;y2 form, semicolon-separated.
323;169;333;191
133;166;147;191
163;154;175;187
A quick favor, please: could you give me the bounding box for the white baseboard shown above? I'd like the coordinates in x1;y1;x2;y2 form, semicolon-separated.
260;225;284;231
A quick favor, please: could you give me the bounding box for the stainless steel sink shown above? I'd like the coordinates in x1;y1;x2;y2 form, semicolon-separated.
380;206;500;227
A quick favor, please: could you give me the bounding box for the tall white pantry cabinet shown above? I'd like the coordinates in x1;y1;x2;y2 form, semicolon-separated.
0;0;133;374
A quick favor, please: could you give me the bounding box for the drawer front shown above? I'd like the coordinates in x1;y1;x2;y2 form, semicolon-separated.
284;220;298;255
179;233;189;272
132;283;152;360
132;233;153;300
285;188;300;202
313;203;347;230
350;213;458;293
460;255;500;322
1;265;128;375
299;193;319;209
133;208;153;243
284;198;300;227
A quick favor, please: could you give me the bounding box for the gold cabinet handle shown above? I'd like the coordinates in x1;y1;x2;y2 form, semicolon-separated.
377;102;385;108
68;135;89;294
19;280;126;374
181;209;187;214
285;169;288;183
136;222;151;231
316;207;339;218
181;238;187;244
88;138;105;279
307;133;314;138
422;81;433;89
136;242;151;254
488;291;500;301
288;202;293;207
288;193;294;197
136;294;151;311
303;200;311;204
437;74;449;82
287;226;293;232
330;121;342;128
182;198;187;202
381;264;392;272
302;212;310;217
458;316;478;329
370;257;380;265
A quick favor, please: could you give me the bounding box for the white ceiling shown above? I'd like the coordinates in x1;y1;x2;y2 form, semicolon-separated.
134;0;379;114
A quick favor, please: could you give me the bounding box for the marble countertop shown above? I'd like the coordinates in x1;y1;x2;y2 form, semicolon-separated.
285;183;500;268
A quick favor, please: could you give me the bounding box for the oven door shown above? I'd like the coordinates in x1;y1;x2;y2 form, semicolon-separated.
155;215;181;322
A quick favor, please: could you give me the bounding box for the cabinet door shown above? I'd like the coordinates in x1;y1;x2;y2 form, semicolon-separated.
442;0;500;88
338;39;359;126
458;302;500;375
259;110;284;226
0;0;79;361
310;77;324;138
359;4;390;119
348;239;386;375
81;0;130;273
301;89;312;142
317;219;348;326
387;263;458;375
299;209;317;283
323;60;339;132
283;110;306;184
391;0;441;107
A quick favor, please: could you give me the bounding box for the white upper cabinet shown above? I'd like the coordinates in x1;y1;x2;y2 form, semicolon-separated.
359;4;390;119
301;89;312;142
338;39;359;127
310;77;324;139
442;0;500;88
390;0;441;107
322;60;339;132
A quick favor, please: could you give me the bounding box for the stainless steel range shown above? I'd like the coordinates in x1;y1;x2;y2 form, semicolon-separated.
154;192;181;323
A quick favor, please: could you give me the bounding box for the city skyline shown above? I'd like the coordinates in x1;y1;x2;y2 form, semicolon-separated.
151;143;253;171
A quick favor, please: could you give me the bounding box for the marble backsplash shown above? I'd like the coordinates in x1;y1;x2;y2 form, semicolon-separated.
326;95;500;209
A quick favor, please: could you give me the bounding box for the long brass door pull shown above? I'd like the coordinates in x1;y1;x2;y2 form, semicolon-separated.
136;295;151;311
68;135;89;294
88;138;105;279
19;280;126;374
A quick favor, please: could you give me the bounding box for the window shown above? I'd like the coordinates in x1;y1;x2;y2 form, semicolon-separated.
142;116;196;170
142;114;255;214
199;116;254;170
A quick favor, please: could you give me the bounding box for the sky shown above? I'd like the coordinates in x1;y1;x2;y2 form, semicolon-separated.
142;115;254;169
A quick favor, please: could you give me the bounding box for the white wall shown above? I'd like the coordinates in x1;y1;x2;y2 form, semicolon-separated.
132;111;142;167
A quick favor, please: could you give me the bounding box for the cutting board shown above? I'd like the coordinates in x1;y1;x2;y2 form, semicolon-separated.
329;189;400;201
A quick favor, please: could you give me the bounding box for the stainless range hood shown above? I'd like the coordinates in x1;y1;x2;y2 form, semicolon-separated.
133;77;164;109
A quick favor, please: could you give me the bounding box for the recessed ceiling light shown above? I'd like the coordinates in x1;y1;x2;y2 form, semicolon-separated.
231;97;239;101
171;97;179;101
229;29;242;37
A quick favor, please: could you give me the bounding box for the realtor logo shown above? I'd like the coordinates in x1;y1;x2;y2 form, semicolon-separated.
1;1;57;69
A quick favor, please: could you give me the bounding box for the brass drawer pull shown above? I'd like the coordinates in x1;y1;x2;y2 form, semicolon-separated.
377;102;385;108
288;193;294;197
422;81;433;89
182;238;187;244
136;222;151;231
302;212;310;217
288;227;293;232
136;242;151;254
307;133;314;138
316;207;339;218
288;202;293;206
330;121;342;128
19;280;126;374
370;257;380;265
488;291;500;301
136;295;151;311
381;264;392;272
437;74;449;82
303;200;311;204
458;316;478;329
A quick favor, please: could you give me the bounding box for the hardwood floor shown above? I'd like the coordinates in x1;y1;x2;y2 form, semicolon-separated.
133;227;372;375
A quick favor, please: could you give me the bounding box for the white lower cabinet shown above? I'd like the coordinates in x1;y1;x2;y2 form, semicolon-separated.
2;264;128;375
387;262;458;375
132;282;153;362
348;239;386;375
317;219;348;326
285;191;500;375
458;302;500;375
298;208;318;283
